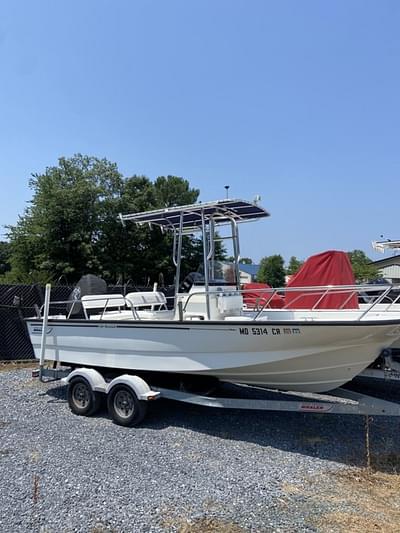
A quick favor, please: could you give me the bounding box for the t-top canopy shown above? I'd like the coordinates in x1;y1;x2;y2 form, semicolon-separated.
119;199;270;232
372;240;400;253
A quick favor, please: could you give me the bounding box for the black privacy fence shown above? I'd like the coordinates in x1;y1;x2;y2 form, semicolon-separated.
0;282;154;361
0;284;45;361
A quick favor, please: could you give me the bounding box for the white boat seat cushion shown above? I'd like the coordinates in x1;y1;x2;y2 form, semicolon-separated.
125;291;174;320
125;291;168;309
81;294;126;310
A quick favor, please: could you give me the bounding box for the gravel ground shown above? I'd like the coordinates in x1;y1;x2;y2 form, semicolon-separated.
1;369;400;533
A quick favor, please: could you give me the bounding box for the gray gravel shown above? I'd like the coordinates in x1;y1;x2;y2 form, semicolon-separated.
1;369;400;533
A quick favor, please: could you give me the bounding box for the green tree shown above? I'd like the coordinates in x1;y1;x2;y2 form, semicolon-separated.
347;250;380;282
0;241;11;276
154;175;199;207
129;175;202;283
226;256;252;264
5;156;204;284
257;254;286;287
286;256;303;276
6;155;125;283
149;175;201;281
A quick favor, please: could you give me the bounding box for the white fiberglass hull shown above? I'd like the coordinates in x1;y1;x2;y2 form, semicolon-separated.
359;304;400;350
26;318;400;393
246;307;400;351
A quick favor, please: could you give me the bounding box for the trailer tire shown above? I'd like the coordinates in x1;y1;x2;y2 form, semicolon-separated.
107;384;147;427
67;377;102;417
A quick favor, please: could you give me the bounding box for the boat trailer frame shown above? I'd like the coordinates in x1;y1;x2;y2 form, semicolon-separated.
33;364;400;420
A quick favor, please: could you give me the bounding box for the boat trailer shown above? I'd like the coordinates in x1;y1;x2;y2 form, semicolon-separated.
359;348;400;382
33;364;400;427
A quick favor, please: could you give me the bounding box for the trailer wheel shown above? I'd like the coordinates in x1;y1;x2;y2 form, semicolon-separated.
68;377;102;417
107;384;147;427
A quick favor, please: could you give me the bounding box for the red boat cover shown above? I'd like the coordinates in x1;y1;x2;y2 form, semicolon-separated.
285;250;359;309
243;282;284;309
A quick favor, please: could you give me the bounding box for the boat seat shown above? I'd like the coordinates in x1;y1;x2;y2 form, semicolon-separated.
125;291;168;309
81;294;126;311
125;291;175;320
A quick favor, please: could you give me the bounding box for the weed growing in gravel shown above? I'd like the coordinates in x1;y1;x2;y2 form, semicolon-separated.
90;524;118;533
162;516;247;532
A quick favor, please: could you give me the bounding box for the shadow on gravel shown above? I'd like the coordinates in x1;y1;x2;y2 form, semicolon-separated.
44;379;400;470
39;386;67;403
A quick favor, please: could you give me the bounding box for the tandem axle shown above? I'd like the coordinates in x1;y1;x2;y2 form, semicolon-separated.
33;365;400;427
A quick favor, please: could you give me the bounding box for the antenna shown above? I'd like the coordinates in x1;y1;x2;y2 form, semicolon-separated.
224;185;230;199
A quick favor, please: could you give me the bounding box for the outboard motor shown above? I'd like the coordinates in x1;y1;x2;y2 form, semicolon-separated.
67;274;107;317
179;272;204;293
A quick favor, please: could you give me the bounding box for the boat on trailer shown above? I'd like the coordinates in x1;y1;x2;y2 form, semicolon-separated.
27;199;400;394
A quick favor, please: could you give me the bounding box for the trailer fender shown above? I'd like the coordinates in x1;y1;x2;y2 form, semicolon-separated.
106;374;160;401
61;368;107;393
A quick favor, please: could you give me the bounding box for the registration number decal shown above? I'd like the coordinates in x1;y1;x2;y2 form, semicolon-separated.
239;327;301;336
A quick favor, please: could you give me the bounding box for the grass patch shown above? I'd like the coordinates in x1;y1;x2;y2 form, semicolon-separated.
317;510;393;532
161;514;246;532
313;466;400;532
0;361;37;373
281;481;303;495
180;517;246;532
370;453;400;474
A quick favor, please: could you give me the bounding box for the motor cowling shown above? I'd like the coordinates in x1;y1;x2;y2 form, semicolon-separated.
67;274;108;317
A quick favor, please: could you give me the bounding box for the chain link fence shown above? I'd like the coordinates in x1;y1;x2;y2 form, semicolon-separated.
0;284;45;361
0;282;162;361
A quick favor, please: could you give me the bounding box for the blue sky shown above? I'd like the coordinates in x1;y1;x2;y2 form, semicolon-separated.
1;0;399;264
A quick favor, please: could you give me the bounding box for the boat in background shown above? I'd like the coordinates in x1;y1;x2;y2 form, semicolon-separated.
373;239;400;254
370;239;400;355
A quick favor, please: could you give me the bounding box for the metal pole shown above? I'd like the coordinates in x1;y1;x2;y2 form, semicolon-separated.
231;219;241;290
172;229;178;267
39;283;51;381
174;213;184;309
201;209;211;319
208;218;215;280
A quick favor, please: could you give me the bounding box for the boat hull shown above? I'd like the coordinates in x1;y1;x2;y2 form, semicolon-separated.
26;318;400;393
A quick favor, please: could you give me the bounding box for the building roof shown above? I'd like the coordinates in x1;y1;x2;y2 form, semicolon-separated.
238;264;260;277
370;254;400;267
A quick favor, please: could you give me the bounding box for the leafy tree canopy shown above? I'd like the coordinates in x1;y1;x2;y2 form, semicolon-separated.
286;256;303;276
347;250;381;283
0;241;11;276
5;155;201;284
227;256;253;264
257;254;286;287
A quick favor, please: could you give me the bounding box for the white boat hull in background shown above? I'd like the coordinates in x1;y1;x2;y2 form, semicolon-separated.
26;318;400;393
